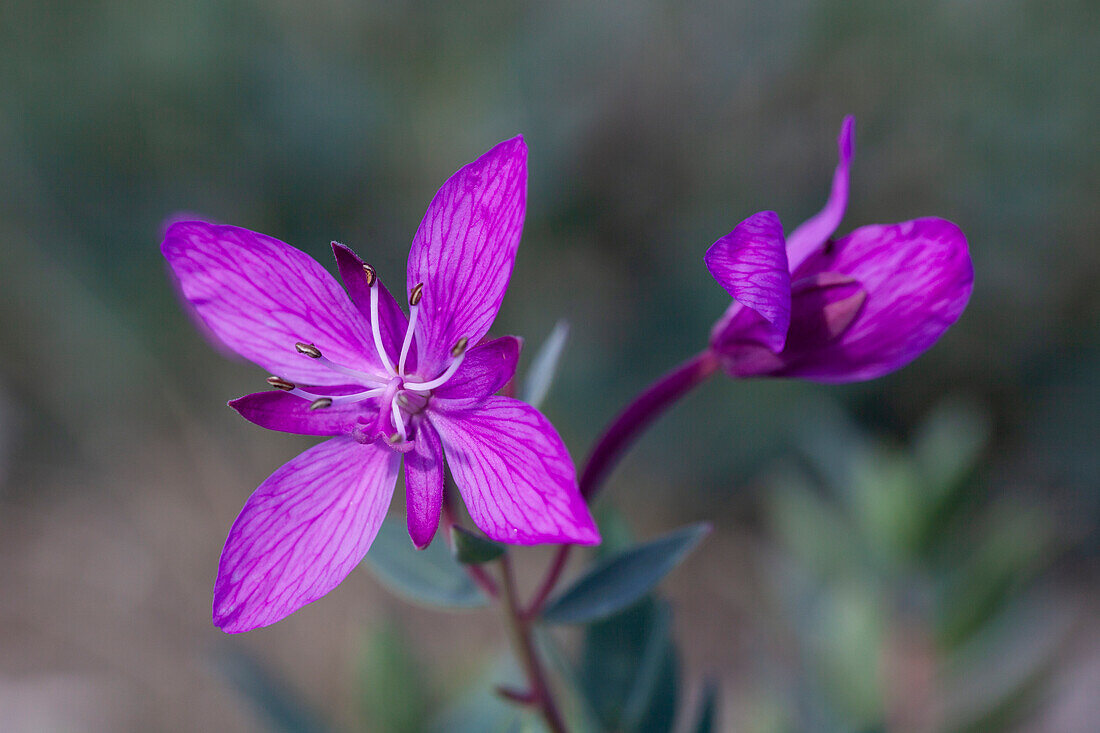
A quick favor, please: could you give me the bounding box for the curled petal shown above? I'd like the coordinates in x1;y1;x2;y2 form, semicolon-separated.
405;420;444;549
213;437;400;632
432;396;599;546
407;137;527;375
706;211;791;351
786;116;855;271
431;336;522;409
229;390;374;436
331;243;412;372
780;217;973;382
163;221;378;385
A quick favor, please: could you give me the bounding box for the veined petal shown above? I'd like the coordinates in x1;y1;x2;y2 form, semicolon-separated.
229;390;374;436
213;437;400;632
705;211;791;351
786;116;855;271
405;419;444;549
163;221;377;385
432;396;599;546
406;137;527;375
331;243;412;371
781;217;972;382
431;336;522;409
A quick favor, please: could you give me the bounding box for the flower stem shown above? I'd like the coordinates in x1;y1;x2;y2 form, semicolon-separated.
524;350;720;618
579;350;720;500
499;554;568;733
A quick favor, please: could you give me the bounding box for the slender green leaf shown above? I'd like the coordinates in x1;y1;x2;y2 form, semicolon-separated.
579;597;679;732
521;320;569;409
364;516;486;608
452;525;506;564
542;523;710;624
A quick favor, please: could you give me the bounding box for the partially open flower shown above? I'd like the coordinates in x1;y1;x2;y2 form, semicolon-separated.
705;117;973;382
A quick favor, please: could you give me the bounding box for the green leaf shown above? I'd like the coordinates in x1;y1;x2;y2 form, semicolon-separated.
452;525;506;564
542;523;709;625
579;597;679;732
521;320;569;409
364;516;487;608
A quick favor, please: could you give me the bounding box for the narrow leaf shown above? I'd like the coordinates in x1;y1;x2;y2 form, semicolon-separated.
542;523;710;625
364;516;486;608
521;320;569;408
579;597;679;732
452;525;506;564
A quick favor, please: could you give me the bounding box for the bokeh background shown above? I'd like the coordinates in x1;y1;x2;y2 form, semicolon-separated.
1;0;1097;730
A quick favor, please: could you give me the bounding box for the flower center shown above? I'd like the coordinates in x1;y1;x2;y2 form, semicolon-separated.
264;266;468;446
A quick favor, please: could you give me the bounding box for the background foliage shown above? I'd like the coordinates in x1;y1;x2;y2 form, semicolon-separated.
0;0;1097;730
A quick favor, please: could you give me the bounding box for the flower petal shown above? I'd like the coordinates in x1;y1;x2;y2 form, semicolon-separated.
780;217;973;382
229;390;374;436
405;420;444;549
406;137;527;375
785;116;855;271
213;437;400;632
331;242;411;371
432;396;599;546
163;221;378;385
431;336;522;409
705;211;791;351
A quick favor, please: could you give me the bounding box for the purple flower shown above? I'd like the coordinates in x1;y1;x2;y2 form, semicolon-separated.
705;117;973;382
162;137;599;632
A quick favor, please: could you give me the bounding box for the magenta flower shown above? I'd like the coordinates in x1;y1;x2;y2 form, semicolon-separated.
705;117;973;382
162;137;599;632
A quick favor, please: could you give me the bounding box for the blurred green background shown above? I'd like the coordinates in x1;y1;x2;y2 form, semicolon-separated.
1;0;1097;730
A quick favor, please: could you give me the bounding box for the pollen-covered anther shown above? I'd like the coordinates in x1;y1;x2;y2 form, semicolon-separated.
266;376;296;391
451;336;469;357
295;342;323;359
409;282;424;306
309;397;333;410
362;263;377;287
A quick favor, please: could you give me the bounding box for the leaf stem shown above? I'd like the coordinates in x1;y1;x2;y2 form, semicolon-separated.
499;554;568;733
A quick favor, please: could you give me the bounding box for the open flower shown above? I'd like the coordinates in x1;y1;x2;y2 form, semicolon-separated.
162;137;599;632
705;117;973;382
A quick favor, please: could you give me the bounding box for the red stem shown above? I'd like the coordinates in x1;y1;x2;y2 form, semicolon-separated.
525;350;720;617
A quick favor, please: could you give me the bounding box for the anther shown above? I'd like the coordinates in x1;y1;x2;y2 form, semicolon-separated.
295;342;323;359
309;397;333;410
266;376;296;391
362;263;377;287
409;282;424;306
450;336;469;357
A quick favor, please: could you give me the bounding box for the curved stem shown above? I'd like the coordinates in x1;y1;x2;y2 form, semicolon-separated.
579;350;720;500
525;350;721;618
500;554;568;733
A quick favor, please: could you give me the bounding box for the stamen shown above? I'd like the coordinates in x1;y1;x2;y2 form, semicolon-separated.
398;284;422;376
404;347;467;393
289;386;385;405
310;397;333;410
390;399;407;441
362;263;377;286
369;280;397;376
295;342;323;359
266;376;295;391
451;336;469;358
